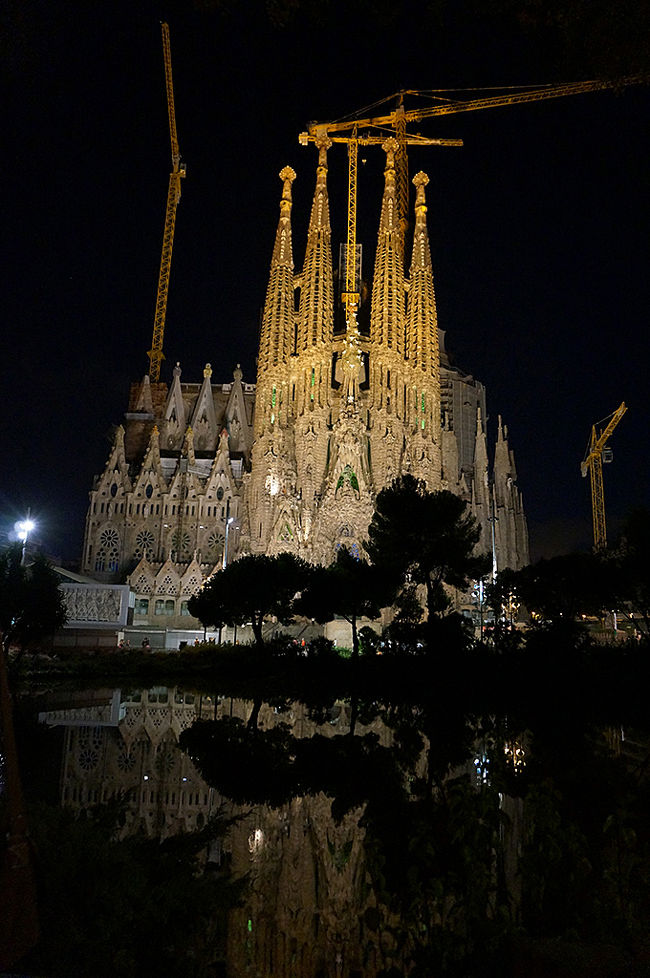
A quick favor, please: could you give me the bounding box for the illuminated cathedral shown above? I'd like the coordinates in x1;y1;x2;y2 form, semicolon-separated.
82;137;528;642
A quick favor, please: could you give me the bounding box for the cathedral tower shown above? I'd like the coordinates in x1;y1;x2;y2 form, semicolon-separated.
243;142;528;570
82;141;528;644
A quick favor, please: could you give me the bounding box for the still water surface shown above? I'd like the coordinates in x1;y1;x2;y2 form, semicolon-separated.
10;683;650;977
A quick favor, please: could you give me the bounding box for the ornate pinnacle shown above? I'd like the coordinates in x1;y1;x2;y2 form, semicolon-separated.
382;137;399;169
279;165;296;213
413;171;429;219
315;131;332;175
203;362;212;378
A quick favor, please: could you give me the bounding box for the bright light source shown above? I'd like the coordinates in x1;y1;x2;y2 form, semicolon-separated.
15;518;35;542
15;513;36;564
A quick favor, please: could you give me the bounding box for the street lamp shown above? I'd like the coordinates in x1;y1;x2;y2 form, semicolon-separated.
15;511;35;565
222;517;235;570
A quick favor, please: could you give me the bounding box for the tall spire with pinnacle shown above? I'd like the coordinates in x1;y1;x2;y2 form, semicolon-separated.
370;138;405;355
404;171;441;448
297;135;333;353
406;172;440;381
258;167;297;376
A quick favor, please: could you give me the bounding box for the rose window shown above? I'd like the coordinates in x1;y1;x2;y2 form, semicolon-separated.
134;529;156;561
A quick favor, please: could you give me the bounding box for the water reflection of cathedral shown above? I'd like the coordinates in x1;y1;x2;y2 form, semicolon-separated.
40;688;221;839
40;688;524;977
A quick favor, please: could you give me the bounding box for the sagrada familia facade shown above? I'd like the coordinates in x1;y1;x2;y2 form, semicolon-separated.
82;137;528;640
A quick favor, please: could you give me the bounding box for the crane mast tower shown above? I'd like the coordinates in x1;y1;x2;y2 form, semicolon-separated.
581;402;627;551
147;22;186;384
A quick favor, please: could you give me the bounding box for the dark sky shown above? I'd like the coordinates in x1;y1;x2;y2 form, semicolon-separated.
3;0;649;563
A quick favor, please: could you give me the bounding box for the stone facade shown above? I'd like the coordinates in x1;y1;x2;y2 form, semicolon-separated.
82;141;528;636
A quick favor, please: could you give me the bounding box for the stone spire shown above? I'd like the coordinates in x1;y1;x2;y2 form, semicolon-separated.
493;415;512;503
370;138;405;355
472;407;490;511
258;167;297;377
406;172;439;379
297;135;333;354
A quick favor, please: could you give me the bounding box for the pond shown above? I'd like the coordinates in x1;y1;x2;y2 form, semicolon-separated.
4;681;650;977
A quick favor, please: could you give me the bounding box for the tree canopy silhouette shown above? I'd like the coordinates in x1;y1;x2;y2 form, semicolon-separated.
0;545;66;657
365;476;490;637
295;546;390;659
188;552;311;647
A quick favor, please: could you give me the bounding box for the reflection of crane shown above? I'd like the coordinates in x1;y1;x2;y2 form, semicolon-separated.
147;23;186;384
299;76;647;322
581;402;627;550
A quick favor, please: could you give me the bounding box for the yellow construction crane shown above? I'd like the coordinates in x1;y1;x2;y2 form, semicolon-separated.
581;402;627;551
300;123;461;317
147;22;186;384
299;75;647;320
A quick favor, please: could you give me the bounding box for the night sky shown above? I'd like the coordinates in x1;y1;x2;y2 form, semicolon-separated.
3;0;649;563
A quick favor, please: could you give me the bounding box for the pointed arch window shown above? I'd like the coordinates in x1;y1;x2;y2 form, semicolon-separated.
95;527;120;574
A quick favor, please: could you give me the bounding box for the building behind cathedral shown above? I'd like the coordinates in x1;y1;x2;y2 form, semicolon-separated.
82;137;528;646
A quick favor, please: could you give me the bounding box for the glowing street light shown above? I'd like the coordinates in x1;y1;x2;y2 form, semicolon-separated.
15;511;35;565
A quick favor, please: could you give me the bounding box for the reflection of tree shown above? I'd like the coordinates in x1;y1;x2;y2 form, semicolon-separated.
180;693;650;975
19;803;243;978
180;700;518;971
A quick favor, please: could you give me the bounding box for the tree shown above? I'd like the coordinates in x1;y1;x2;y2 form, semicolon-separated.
488;552;614;626
609;508;650;635
0;545;67;657
188;552;311;648
365;476;490;640
0;546;66;968
295;546;390;659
